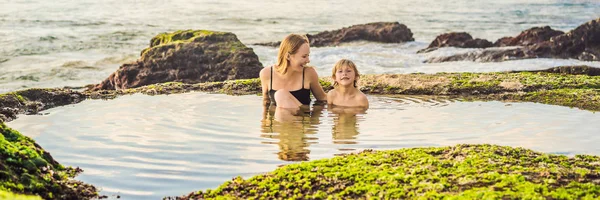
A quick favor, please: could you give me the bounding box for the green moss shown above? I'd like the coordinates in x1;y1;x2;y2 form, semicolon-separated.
0;123;97;199
449;73;503;94
0;92;27;103
319;79;333;91
150;30;227;47
0;190;42;200
176;144;600;199
140;30;244;57
476;88;600;111
233;79;260;86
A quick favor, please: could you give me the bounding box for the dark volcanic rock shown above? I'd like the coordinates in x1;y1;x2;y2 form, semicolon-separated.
529;18;600;61
426;18;600;62
254;22;414;47
417;32;493;53
494;26;564;47
90;30;263;90
0;88;85;122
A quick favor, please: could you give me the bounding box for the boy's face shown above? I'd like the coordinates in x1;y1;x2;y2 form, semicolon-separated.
335;66;356;87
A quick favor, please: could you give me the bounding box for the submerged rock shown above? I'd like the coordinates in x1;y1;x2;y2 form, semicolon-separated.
0;123;98;199
426;18;600;62
89;30;263;90
417;32;493;53
169;144;600;199
255;22;414;47
513;65;600;76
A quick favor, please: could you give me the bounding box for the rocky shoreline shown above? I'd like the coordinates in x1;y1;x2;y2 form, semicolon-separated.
3;65;600;124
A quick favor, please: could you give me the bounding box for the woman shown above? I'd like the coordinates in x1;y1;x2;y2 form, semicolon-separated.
259;33;327;109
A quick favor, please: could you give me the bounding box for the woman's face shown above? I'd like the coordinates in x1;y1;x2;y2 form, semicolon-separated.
288;43;310;70
335;66;356;87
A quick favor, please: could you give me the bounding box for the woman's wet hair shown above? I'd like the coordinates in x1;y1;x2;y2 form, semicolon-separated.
332;59;360;88
276;34;309;74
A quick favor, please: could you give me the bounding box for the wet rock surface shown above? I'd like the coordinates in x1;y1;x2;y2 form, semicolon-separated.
424;18;599;62
0;88;85;123
417;32;493;53
493;26;564;47
254;22;414;47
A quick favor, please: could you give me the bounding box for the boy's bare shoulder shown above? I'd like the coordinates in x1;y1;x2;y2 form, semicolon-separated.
357;90;368;99
358;91;369;107
327;89;338;102
327;88;338;96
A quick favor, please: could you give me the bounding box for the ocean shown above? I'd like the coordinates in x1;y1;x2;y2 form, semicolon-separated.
2;0;600;93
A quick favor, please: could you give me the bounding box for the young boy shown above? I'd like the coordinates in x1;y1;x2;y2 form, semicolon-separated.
327;59;369;108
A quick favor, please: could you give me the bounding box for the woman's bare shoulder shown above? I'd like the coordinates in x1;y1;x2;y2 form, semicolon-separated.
304;66;319;74
259;66;273;78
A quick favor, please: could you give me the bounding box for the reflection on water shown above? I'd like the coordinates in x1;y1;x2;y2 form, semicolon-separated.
5;92;600;200
260;104;369;160
260;105;324;161
329;106;367;145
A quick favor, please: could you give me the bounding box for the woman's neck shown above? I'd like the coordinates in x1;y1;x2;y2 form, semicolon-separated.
278;66;302;78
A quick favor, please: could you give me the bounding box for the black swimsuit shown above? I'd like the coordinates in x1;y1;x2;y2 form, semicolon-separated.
269;67;311;105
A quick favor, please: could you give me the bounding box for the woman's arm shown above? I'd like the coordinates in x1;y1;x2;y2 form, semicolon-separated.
307;67;327;102
259;67;271;106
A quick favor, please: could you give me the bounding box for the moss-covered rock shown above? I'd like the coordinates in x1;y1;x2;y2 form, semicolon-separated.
0;123;97;199
89;29;263;91
170;144;600;199
473;88;600;111
516;65;600;76
0;190;42;200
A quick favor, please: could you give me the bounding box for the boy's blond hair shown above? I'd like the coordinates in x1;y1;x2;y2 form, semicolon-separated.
332;59;360;88
275;34;309;74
